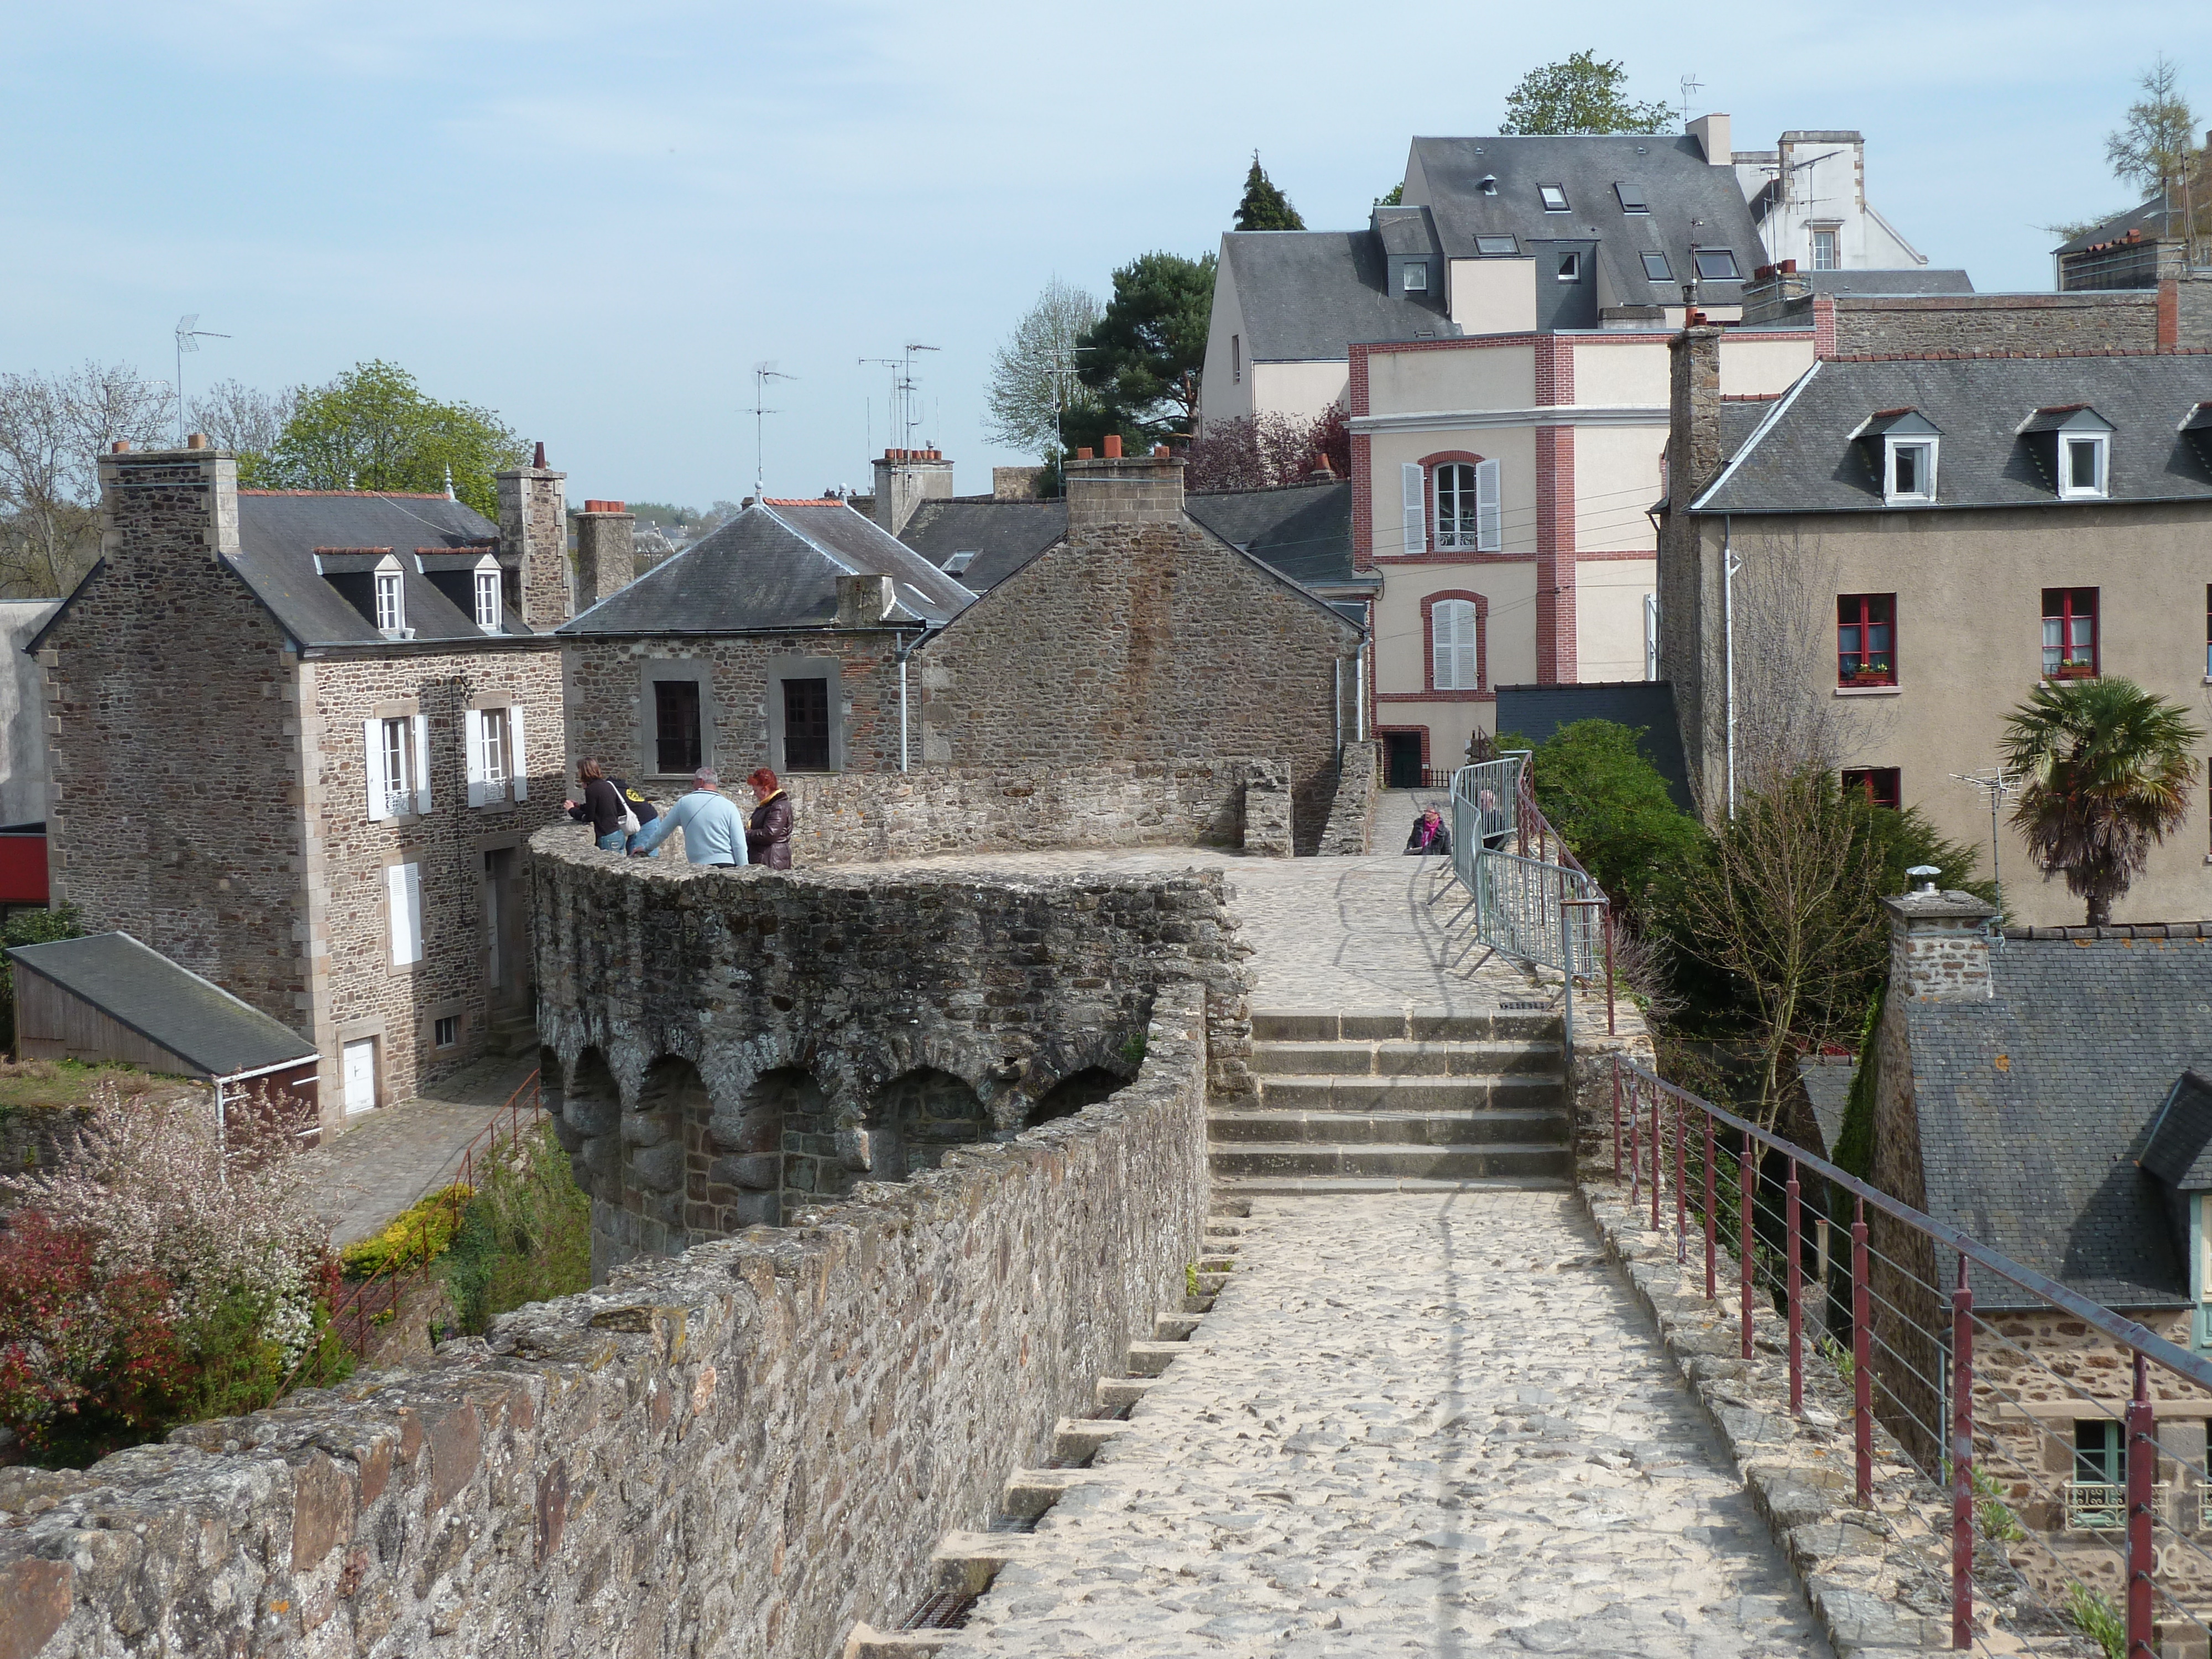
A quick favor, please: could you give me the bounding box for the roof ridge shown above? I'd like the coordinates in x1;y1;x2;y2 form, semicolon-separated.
1827;347;2212;361
239;488;456;498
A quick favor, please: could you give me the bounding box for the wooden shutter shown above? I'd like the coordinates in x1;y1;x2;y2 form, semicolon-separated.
1401;462;1425;556
1455;603;1480;688
364;718;389;821
464;708;486;808
1433;601;1478;690
387;863;422;966
508;704;528;801
1475;458;1501;552
411;713;432;815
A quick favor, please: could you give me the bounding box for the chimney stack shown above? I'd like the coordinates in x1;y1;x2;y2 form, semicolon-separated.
1666;324;1724;508
834;572;896;628
1063;446;1185;533
573;499;637;613
96;440;240;570
495;444;568;629
869;447;955;535
1688;112;1733;165
1881;888;1999;1001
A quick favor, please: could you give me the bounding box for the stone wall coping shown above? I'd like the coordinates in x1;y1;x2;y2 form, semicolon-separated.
1880;890;1999;924
2004;921;2212;941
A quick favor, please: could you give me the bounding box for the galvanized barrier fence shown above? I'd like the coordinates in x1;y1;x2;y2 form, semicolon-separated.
1614;1054;2212;1655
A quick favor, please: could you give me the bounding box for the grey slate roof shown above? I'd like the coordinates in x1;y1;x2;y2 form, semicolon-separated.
1220;231;1455;362
6;931;315;1077
1693;356;2212;515
2056;197;2183;257
1904;935;2212;1308
562;501;974;635
1406;134;1763;308
898;500;1068;591
230;491;526;647
1797;1056;1855;1159
1491;681;1693;811
1801;269;1975;298
2140;1073;2212;1190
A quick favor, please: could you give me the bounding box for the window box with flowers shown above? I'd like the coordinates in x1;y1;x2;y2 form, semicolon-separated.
1846;662;1896;687
2049;659;2099;681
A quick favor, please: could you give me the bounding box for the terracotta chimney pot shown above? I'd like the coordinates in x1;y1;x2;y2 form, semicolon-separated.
1103;434;1123;458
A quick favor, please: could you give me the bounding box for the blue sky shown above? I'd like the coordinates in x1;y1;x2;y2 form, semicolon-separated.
5;1;2208;507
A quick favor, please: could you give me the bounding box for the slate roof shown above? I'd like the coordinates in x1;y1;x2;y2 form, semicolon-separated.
1692;356;2212;515
2056;197;2185;257
229;491;527;647
1406;134;1762;310
1219;230;1455;362
1799;269;1975;298
1491;681;1693;811
562;501;974;635
6;931;315;1078
1797;1056;1855;1159
897;499;1068;591
1903;934;2212;1309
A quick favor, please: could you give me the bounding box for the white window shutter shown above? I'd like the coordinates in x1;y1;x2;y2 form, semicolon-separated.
1401;462;1426;556
509;704;528;801
1456;606;1480;689
465;708;487;808
1475;458;1501;552
1431;604;1455;690
364;718;389;821
387;863;422;966
411;712;432;815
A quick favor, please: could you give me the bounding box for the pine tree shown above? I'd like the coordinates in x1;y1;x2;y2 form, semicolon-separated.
1233;153;1305;231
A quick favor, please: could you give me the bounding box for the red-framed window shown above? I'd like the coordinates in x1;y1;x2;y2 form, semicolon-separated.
2042;587;2098;679
1837;593;1896;686
1421;591;1489;693
1841;767;1901;810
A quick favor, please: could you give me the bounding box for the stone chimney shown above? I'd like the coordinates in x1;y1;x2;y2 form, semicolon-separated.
1065;442;1185;533
992;465;1045;501
1688;112;1732;165
870;448;955;535
1666;325;1723;508
97;441;240;568
495;442;568;630
834;573;895;628
1880;887;2000;1001
573;499;636;612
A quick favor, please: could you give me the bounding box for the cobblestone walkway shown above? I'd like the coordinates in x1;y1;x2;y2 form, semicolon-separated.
950;1192;1828;1658
299;1055;539;1245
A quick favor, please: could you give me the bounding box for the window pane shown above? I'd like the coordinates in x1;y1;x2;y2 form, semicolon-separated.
782;678;831;770
1812;229;1839;271
1614;181;1647;211
1693;248;1740;280
1475;234;1517;255
1641;252;1672;281
1893;447;1918;494
2068;440;2099;490
654;681;702;774
1435;465;1476;548
1540;186;1568;211
482;709;507;784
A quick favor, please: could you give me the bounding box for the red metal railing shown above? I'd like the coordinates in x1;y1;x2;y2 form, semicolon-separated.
1612;1053;2212;1655
1509;758;1616;1040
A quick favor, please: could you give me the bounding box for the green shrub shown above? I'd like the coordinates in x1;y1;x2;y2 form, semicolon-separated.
341;1184;471;1278
1522;721;1705;927
437;1125;590;1334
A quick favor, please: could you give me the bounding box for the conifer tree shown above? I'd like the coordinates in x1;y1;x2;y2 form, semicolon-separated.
1233;153;1305;231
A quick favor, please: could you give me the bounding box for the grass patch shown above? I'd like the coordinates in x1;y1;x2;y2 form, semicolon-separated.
0;1060;179;1114
437;1123;590;1335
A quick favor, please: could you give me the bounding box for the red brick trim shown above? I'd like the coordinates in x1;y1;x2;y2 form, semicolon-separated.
1374;723;1431;768
1419;588;1490;694
1350;431;1374;568
1812;296;1838;359
1535;332;1574;409
1417;448;1489;469
1574;548;1658;561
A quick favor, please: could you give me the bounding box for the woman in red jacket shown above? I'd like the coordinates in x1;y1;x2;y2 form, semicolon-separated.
745;768;794;869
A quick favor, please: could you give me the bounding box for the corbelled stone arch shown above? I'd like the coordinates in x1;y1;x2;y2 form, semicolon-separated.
1023;1067;1125;1128
546;1045;622;1206
862;1067;993;1183
628;1056;711;1253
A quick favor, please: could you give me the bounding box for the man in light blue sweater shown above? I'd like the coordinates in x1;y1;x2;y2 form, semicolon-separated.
628;769;750;867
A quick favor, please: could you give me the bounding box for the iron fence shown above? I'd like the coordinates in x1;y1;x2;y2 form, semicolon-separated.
1613;1053;2212;1655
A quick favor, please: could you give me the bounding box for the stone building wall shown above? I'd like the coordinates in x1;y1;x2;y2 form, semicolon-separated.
915;520;1360;852
1829;291;2162;357
526;821;1252;1273
301;647;565;1115
0;980;1213;1659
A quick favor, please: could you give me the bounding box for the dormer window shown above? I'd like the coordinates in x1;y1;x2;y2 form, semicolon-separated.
1538;185;1569;212
1858;409;1942;505
1402;262;1429;292
1614;182;1648;212
1889;441;1935;502
374;565;405;635
2063;434;2108;498
2019;404;2115;501
473;563;502;631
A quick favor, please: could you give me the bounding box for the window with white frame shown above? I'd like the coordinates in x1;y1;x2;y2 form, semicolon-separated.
1886;439;1937;503
1641;251;1673;282
1693;247;1741;281
473;567;502;630
1538;185;1569;212
1556;252;1581;283
2060;434;2109;499
1231;333;1240;383
1402;262;1428;292
364;712;431;820
465;705;528;806
1811;227;1840;271
1643;592;1659;681
1431;459;1501;552
1431;598;1480;690
374;570;405;634
387;862;423;967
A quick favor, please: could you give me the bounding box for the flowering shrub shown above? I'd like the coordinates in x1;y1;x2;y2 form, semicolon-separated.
0;1081;340;1463
340;1183;470;1279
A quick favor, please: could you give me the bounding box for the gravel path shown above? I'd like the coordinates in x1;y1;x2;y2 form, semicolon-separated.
948;1192;1829;1658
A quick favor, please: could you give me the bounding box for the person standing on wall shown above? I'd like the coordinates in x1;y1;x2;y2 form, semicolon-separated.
628;768;749;868
565;759;662;855
746;768;793;869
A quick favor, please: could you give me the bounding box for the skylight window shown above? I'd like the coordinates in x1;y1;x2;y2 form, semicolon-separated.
1641;252;1673;281
1614;182;1648;212
1538;185;1569;212
1693;248;1742;281
945;550;978;576
1474;235;1519;256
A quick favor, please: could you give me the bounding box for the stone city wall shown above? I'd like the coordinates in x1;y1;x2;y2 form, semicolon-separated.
526;821;1253;1272
1830;291;2161;358
0;978;1212;1659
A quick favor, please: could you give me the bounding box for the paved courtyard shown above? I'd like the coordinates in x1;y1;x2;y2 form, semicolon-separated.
950;1191;1829;1658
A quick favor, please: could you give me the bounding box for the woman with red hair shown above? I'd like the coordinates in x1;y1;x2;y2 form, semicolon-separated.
745;767;793;869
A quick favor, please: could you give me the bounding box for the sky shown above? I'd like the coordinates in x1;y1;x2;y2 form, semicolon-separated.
5;1;2210;509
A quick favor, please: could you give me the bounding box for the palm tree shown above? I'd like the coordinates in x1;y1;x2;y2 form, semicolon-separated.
2000;677;2203;926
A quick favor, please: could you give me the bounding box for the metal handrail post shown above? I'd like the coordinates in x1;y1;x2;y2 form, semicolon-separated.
1786;1159;1803;1416
2127;1351;2156;1657
1951;1254;1974;1651
1853;1198;1872;1504
1673;1094;1687;1265
1702;1112;1717;1301
1611;1055;1623;1178
1739;1130;1755;1360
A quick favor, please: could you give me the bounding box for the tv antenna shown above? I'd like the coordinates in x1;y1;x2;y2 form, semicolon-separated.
173;314;230;447
1678;74;1704;128
1950;765;2016;899
748;362;796;498
900;343;939;448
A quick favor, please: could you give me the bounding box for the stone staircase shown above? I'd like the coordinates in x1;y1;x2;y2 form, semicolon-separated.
1210;1008;1571;1195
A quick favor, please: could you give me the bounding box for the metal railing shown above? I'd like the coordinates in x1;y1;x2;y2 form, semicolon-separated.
1612;1053;2212;1653
1448;754;1613;1048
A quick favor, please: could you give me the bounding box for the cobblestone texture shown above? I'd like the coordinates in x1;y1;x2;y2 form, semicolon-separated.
947;1191;1832;1658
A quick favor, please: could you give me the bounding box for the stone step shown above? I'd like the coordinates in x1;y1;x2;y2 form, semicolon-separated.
1255;1074;1563;1113
1251;1007;1559;1043
1207;1141;1573;1182
1212;1173;1575;1197
1208;1107;1567;1147
1249;1038;1561;1078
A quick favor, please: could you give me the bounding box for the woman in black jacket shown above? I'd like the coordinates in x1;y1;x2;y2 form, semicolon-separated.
745;768;794;869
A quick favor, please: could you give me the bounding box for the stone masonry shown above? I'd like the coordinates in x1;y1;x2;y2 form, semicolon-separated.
497;452;569;632
0;978;1213;1659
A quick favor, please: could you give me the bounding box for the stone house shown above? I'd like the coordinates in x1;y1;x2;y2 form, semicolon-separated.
34;439;571;1129
1657;330;2212;925
1867;889;2212;1629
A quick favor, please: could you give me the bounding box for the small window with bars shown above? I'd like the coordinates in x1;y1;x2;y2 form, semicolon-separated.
1837;593;1896;685
434;1015;459;1049
654;680;702;775
2043;587;2098;678
1812;227;1840;271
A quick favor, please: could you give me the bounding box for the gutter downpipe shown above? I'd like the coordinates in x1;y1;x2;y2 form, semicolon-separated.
1723;514;1740;820
895;622;940;773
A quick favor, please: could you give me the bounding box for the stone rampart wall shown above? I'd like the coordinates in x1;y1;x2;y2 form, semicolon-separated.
1831;291;2159;357
0;983;1213;1659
